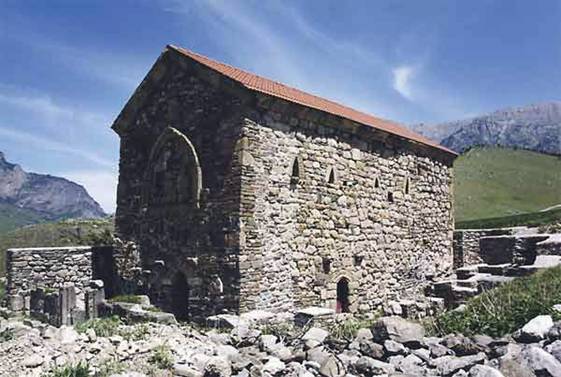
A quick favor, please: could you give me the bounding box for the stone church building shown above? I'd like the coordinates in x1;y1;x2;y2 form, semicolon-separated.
111;45;457;321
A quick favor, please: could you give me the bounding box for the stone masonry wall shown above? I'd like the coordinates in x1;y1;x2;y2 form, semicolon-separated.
113;50;246;320
6;246;94;309
238;99;455;315
453;228;518;268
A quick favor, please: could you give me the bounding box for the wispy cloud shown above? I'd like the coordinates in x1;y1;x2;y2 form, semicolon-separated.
392;65;415;100
5;31;150;90
0;127;114;168
60;170;118;213
165;0;397;117
0;88;109;131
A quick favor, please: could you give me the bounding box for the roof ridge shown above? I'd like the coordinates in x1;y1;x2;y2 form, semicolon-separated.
166;44;456;156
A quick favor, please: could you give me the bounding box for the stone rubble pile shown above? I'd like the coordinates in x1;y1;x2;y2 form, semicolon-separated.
2;312;561;377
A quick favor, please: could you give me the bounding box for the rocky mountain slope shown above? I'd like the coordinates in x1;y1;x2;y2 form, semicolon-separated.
0;151;105;229
411;101;561;154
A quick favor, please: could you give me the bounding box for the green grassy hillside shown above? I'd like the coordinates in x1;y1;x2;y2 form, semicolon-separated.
0;217;114;276
454;147;561;222
0;202;47;233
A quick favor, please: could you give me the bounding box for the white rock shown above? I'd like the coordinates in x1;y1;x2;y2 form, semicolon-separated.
518;315;554;342
85;328;97;342
469;365;505;377
56;326;78;344
173;364;203;377
302;327;329;344
263;357;285;375
23;354;43;368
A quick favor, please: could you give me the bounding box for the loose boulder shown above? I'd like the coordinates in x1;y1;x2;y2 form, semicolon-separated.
514;315;554;343
371;316;425;347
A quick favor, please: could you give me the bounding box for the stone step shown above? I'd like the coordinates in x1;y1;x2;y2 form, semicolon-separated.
478;264;512;276
456;279;479;289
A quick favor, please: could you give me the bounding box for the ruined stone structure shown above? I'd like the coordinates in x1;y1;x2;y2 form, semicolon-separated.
5;246;114;313
111;45;456;321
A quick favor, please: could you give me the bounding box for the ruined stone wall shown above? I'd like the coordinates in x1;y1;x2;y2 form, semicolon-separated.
453;228;518;268
113;51;246;320
238;100;455;315
5;246;94;310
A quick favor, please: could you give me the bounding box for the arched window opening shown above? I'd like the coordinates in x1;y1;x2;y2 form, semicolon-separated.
171;272;189;320
405;177;410;195
290;157;301;187
387;191;394;203
322;257;331;274
336;278;350;313
375;177;380;189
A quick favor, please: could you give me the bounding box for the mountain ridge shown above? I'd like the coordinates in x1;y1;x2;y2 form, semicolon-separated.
0;151;106;230
411;101;561;154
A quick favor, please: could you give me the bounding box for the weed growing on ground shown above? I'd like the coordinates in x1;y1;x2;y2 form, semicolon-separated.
0;327;14;342
109;295;144;304
149;344;173;370
75;316;122;337
95;358;126;377
428;265;561;337
42;362;90;377
120;324;150;341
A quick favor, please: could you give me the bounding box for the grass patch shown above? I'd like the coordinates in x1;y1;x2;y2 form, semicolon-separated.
42;362;90;377
261;322;298;342
109;295;144;304
428;265;561;337
0;279;5;302
149;344;173;370
75;316;122;337
0;327;14;342
328;317;379;342
454;147;561;222
120;324;150;341
456;207;561;229
96;358;126;377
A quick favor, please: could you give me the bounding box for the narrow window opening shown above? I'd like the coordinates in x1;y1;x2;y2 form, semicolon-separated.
405;177;410;195
353;255;363;266
387;191;394;203
327;167;336;184
336;278;350;313
322;257;331;273
374;177;380;189
290;157;300;186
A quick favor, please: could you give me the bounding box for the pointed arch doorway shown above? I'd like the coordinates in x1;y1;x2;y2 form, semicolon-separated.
336;277;350;313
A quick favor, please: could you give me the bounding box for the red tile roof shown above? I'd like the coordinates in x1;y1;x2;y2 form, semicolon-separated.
168;45;456;156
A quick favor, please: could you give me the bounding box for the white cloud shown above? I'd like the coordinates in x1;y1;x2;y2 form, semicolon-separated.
6;32;149;90
0;127;114;168
59;170;118;214
392;65;415;100
0;89;109;132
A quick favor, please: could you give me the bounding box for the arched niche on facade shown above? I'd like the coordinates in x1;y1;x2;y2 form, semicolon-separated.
143;127;202;208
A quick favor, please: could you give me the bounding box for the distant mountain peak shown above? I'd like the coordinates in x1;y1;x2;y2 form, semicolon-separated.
410;101;561;155
0;151;106;221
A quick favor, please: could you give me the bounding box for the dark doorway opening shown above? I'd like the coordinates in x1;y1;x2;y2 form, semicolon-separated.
171;272;189;320
336;278;350;313
91;246;116;298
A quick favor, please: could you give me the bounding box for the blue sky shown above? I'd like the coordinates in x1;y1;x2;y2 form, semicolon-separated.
1;0;560;213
